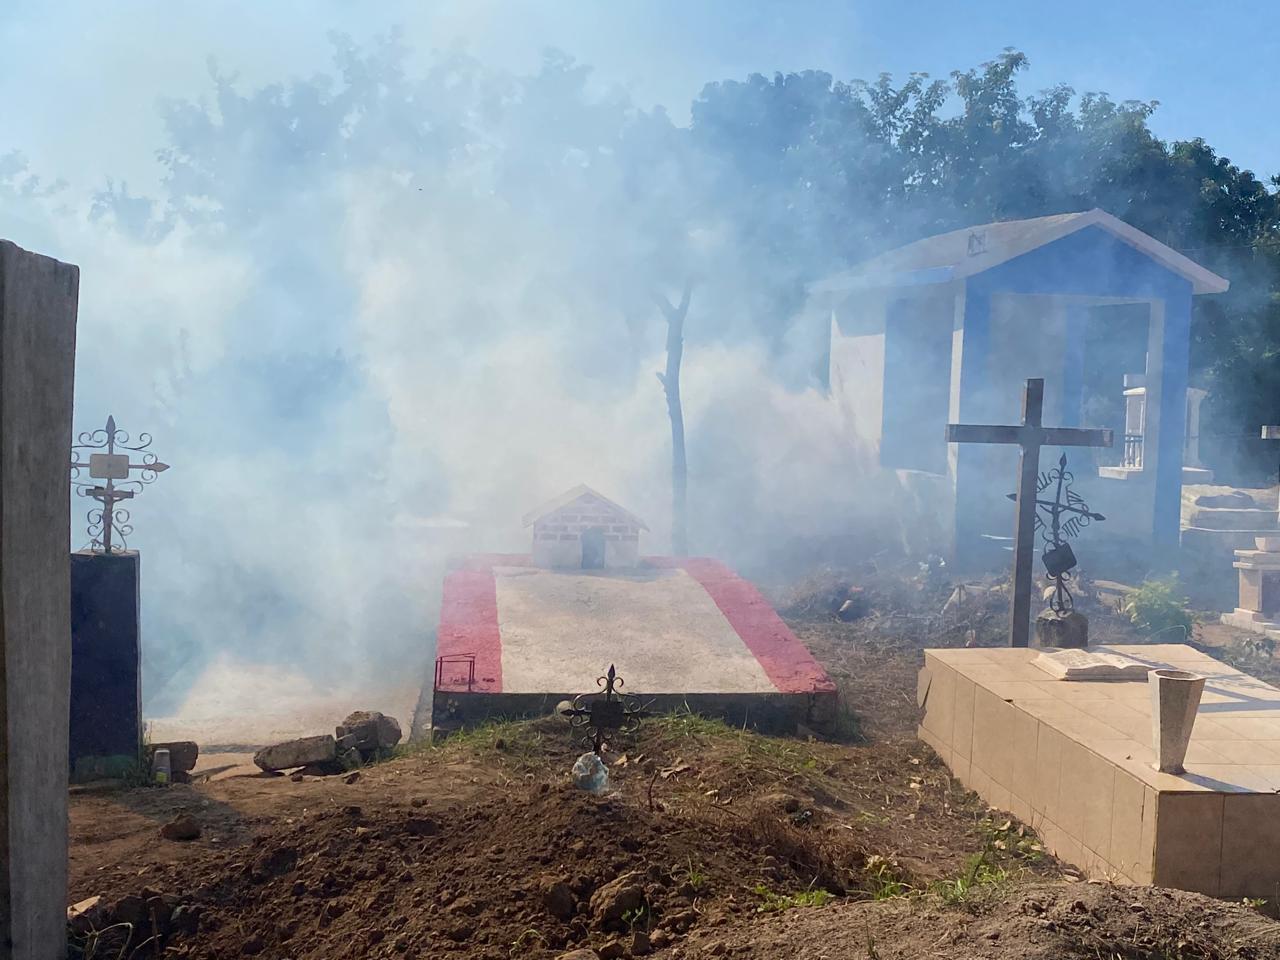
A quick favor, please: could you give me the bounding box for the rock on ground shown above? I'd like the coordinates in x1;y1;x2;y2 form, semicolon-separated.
253;734;336;772
589;871;646;927
336;711;403;758
159;815;201;842
148;741;199;773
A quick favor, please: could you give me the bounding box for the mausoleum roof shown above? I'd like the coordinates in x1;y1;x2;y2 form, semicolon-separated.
811;208;1229;296
521;484;649;530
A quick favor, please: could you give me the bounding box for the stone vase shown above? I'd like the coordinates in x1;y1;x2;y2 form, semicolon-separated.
1149;669;1206;774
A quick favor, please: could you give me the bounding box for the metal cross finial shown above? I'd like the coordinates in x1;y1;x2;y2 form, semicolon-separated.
1005;453;1105;615
560;665;652;755
69;415;170;554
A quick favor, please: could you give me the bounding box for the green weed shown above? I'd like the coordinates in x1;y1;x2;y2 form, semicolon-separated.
622;906;650;932
979;817;1043;861
933;851;1010;905
863;855;911;900
1122;576;1193;640
679;857;707;891
753;884;835;913
508;928;546;956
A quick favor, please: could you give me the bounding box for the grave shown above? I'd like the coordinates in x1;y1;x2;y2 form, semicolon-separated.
0;240;80;959
919;643;1280;896
433;488;836;732
1221;536;1280;641
67;415;168;779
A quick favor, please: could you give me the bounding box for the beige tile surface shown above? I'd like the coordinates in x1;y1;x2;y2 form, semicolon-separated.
1034;723;1067;823
921;644;1280;896
1010;708;1040;797
1221;794;1280;897
921;658;956;744
1109;771;1151;881
954;675;976;763
971;688;1015;785
1154;793;1224;896
1079;750;1119;860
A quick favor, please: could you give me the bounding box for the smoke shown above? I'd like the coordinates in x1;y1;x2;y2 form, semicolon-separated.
1;35;886;719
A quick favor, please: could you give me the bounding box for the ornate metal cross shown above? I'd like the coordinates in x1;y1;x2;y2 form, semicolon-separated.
947;379;1113;646
69;415;169;554
1005;453;1105;615
560;665;651;755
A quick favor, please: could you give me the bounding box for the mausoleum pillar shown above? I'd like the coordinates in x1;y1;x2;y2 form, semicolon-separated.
0;240;79;960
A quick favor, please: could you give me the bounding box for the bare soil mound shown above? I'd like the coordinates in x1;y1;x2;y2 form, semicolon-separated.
679;881;1280;959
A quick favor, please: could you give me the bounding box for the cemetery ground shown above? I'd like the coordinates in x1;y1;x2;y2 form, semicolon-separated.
67;566;1280;960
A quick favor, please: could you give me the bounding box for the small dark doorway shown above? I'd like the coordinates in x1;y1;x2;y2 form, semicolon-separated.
581;527;606;569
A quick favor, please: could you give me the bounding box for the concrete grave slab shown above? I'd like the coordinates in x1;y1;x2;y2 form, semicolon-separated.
434;554;836;731
919;644;1280;896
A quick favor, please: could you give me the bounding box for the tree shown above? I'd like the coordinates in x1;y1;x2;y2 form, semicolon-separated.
687;50;1280;473
654;279;694;556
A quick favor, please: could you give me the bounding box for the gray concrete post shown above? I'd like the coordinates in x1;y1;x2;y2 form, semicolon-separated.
0;240;79;959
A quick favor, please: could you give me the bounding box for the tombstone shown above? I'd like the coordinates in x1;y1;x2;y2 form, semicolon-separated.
1109;375;1211;482
1182;388;1212;483
69;551;142;779
66;417;167;780
1120;373;1146;470
1221;536;1280;640
0;240;80;959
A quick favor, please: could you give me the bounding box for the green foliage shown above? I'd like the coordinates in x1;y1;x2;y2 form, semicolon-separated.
691;50;1280;460
863;855;912;900
508;928;546;957
979;817;1043;861
752;884;835;912
933;852;1010;905
679;858;708;891
1123;577;1194;640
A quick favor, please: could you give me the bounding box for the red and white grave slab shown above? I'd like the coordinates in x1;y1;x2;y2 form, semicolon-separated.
433;554;836;731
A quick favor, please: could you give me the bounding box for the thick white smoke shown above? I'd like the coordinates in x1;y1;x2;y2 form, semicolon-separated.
2;39;890;729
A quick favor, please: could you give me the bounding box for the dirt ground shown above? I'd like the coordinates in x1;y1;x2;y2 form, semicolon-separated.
68;563;1280;959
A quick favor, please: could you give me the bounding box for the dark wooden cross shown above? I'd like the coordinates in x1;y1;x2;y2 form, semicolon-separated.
946;378;1113;646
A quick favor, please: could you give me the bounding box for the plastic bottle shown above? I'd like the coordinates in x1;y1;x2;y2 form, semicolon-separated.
571;752;609;794
152;748;171;785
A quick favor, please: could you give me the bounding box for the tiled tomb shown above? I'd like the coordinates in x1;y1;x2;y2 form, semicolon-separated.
918;644;1280;897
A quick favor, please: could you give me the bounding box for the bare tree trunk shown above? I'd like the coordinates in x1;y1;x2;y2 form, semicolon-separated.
655;280;693;556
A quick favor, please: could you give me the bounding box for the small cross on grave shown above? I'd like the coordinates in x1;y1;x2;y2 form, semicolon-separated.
560;665;651;755
69;415;170;554
946;378;1113;646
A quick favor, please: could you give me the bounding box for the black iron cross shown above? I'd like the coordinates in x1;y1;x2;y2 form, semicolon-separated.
946;379;1113;646
1005;453;1106;615
560;665;651;755
69;415;169;554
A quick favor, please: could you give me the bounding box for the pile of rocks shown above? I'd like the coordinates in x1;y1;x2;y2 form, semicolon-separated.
252;710;403;775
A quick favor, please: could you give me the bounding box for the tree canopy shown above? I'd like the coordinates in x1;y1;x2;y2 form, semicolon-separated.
688;50;1279;463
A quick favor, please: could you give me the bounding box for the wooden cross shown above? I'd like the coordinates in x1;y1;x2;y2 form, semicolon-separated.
946;379;1113;646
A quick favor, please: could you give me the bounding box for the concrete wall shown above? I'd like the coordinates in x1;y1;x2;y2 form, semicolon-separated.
0;240;79;959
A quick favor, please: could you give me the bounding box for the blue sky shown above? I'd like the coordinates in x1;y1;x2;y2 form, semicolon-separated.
2;0;1276;193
